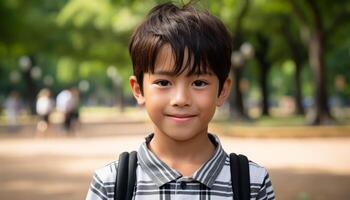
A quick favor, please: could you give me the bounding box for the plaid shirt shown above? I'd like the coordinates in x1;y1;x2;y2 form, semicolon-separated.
86;134;275;200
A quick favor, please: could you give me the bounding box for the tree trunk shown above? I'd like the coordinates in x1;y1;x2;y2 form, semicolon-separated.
255;34;271;116
308;31;333;124
229;68;247;119
294;61;304;115
228;0;251;120
281;21;305;115
260;66;269;116
288;0;335;124
306;0;334;124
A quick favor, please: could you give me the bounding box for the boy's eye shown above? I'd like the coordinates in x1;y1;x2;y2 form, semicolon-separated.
154;80;171;87
192;80;208;87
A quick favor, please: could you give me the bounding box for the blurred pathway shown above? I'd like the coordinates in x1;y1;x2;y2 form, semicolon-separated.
0;122;349;199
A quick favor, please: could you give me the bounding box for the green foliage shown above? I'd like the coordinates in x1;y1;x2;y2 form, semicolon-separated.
0;0;349;108
327;46;350;97
56;57;77;83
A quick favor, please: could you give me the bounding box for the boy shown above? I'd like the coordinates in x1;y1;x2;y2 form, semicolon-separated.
86;2;275;200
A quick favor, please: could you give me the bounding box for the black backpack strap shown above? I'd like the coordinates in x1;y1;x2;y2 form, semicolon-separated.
230;153;240;200
126;151;138;200
230;153;251;200
238;154;250;200
114;151;138;200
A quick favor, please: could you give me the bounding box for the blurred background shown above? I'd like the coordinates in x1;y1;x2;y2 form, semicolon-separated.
0;0;349;199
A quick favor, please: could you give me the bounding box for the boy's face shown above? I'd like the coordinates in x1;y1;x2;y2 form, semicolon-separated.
130;45;231;142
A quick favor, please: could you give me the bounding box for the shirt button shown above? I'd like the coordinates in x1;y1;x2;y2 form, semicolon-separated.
180;182;187;189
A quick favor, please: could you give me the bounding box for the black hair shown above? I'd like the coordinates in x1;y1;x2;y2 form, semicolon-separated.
129;2;232;95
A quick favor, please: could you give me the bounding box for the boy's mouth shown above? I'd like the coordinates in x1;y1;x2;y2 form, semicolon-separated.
165;113;197;122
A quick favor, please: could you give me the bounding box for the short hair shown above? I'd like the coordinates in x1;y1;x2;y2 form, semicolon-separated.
129;2;232;95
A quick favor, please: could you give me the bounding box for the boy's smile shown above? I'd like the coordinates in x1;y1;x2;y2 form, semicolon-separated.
130;44;231;142
165;113;197;123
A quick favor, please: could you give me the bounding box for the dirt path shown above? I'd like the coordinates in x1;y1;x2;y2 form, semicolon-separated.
0;123;350;199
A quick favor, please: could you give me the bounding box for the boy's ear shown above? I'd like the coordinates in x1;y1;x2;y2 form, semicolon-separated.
129;76;145;105
217;78;232;107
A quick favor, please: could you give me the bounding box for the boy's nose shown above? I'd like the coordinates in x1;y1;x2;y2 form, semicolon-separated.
170;86;191;107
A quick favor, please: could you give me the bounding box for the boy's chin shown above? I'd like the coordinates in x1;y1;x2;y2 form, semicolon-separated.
159;129;208;142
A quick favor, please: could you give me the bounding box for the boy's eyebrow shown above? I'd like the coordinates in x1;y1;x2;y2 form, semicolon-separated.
153;70;214;76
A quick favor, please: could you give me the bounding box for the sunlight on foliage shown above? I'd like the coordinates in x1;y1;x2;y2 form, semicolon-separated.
112;7;141;33
282;60;295;76
79;60;105;79
57;0;112;29
56;57;77;83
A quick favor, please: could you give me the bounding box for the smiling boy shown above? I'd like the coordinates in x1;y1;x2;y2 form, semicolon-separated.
86;2;275;200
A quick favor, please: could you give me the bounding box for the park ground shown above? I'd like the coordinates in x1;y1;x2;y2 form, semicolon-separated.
0;109;350;200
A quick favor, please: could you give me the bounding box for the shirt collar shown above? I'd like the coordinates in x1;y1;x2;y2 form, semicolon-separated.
137;133;227;188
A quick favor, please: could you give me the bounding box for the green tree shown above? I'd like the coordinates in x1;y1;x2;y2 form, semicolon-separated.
288;0;350;124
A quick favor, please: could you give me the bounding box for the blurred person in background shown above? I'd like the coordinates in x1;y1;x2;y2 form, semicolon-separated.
69;87;81;132
4;90;21;132
36;88;55;136
56;87;80;134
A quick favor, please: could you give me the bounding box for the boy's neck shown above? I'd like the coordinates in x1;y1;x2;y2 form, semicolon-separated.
148;128;216;176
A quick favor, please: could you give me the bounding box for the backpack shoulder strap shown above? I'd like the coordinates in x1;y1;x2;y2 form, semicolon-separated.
238;154;250;200
230;153;240;200
114;151;138;200
230;153;251;200
126;151;138;200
